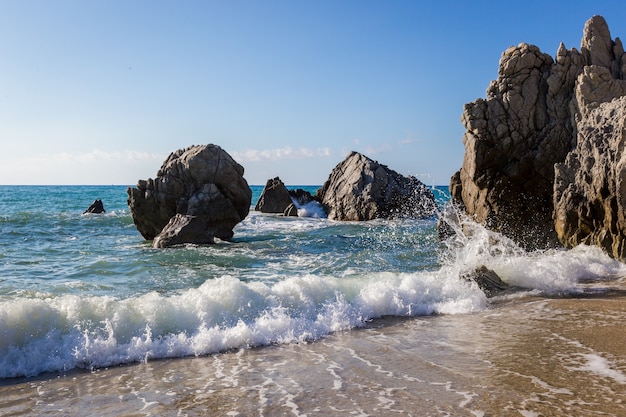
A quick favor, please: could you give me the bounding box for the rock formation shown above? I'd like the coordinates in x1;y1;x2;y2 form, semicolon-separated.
255;177;297;216
84;199;105;214
450;15;626;258
316;151;437;221
127;144;251;247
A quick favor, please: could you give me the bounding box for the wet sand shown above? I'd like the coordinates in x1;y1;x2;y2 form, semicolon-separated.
2;291;626;416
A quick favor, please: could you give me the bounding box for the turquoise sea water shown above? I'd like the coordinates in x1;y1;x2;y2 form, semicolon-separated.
1;185;624;379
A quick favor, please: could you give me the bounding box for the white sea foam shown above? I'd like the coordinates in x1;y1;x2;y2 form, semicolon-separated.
292;198;327;218
0;270;484;378
574;353;626;384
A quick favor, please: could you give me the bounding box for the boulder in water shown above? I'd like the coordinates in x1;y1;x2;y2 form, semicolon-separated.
315;151;437;221
283;203;299;217
255;177;296;216
288;188;315;206
84;199;105;214
127;144;251;247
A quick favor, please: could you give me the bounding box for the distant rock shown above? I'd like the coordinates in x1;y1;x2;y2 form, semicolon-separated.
288;188;315;206
255;177;296;216
84;199;105;214
315;151;437;221
127;144;251;247
450;15;626;258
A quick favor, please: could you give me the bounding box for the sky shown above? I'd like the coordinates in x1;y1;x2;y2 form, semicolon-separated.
1;1;625;186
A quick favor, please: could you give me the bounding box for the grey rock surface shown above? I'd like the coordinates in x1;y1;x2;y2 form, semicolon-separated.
127;144;251;247
316;151;437;221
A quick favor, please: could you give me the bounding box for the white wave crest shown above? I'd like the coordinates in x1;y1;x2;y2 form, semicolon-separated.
0;271;483;378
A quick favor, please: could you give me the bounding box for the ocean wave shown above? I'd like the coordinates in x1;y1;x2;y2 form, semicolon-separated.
0;270;486;378
3;227;625;380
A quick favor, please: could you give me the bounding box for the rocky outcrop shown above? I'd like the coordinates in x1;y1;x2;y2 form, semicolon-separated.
316;151;437;221
127;144;251;247
84;199;105;214
255;177;297;216
554;91;626;259
451;15;626;257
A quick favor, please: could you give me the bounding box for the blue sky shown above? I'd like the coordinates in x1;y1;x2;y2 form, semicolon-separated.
1;1;625;186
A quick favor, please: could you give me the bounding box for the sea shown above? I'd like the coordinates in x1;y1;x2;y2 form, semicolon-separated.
2;185;626;416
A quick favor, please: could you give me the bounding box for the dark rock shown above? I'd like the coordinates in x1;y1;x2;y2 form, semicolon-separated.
315;151;437;221
127;144;251;248
283;203;299;217
153;214;215;248
84;199;105;214
462;266;511;298
255;177;293;214
288;188;315;206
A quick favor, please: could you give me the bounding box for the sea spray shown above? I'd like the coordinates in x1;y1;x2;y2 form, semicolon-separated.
438;204;626;293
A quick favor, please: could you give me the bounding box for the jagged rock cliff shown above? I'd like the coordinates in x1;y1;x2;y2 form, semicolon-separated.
451;15;626;259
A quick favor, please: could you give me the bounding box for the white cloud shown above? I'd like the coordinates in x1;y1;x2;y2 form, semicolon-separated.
363;143;392;155
74;149;165;163
231;146;333;162
0;149;165;184
2;149;165;166
355;135;422;157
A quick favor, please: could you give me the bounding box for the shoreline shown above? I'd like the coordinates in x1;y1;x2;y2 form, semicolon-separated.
2;291;626;416
0;314;422;389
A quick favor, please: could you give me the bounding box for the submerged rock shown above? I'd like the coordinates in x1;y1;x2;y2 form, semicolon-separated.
462;266;511;298
450;15;626;259
84;199;105;214
127;144;251;247
315;151;437;221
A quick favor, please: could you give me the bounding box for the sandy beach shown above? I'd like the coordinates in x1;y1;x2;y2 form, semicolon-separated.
2;289;626;417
